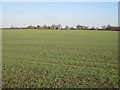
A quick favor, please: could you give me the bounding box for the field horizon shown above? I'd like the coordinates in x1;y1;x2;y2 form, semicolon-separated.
1;1;119;88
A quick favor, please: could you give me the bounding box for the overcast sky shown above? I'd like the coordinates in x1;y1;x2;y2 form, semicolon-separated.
2;2;118;28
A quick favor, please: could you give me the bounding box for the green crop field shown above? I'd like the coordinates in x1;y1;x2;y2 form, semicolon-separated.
2;29;119;88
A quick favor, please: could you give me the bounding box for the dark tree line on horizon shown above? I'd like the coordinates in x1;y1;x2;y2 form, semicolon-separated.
4;24;120;31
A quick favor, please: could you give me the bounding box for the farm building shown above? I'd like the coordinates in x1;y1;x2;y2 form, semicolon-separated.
27;25;34;29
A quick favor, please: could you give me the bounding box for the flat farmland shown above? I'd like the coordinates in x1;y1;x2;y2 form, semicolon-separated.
2;29;119;88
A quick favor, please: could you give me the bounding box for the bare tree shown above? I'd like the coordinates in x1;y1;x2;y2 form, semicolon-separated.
106;25;111;30
65;26;70;30
58;24;62;30
43;25;47;29
101;26;106;30
76;25;83;30
51;24;56;29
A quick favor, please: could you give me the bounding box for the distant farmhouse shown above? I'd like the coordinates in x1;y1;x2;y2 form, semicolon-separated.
27;25;34;29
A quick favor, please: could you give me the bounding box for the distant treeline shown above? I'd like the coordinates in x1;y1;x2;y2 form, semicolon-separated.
2;24;120;31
